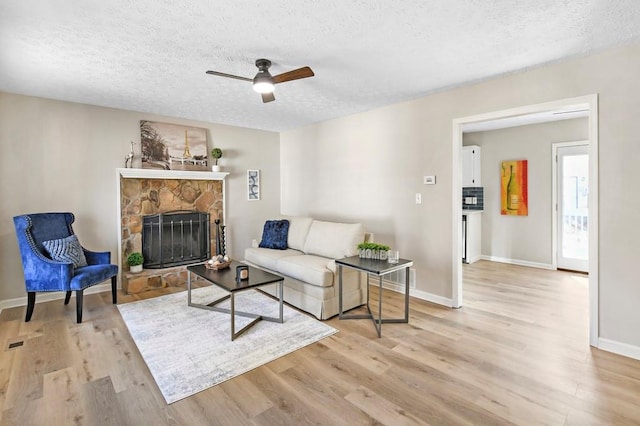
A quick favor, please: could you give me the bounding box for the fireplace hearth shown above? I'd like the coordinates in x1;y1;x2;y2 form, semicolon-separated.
142;211;210;269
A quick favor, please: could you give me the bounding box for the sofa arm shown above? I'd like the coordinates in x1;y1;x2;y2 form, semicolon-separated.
84;249;111;265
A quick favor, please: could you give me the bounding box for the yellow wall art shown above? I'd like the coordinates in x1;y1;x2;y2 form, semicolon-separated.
501;159;528;216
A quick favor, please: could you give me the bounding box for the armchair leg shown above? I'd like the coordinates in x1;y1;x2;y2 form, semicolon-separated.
76;290;84;323
64;291;72;305
25;292;36;322
111;276;117;304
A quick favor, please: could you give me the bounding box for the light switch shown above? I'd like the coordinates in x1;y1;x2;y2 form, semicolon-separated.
415;193;422;204
424;176;436;185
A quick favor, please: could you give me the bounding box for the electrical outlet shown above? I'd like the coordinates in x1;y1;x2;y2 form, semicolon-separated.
423;175;436;185
251;239;258;248
415;193;422;204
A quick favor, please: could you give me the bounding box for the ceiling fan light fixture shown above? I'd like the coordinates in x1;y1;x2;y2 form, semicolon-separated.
253;72;274;93
206;58;313;102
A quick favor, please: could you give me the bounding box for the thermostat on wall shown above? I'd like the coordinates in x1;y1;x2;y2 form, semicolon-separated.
423;175;436;185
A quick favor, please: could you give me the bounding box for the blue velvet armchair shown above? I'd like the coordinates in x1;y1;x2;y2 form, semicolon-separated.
13;212;118;323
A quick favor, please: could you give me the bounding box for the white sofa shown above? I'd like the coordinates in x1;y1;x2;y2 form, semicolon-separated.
244;216;369;320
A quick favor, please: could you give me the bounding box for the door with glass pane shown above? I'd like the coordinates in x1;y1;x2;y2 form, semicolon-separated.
557;144;589;272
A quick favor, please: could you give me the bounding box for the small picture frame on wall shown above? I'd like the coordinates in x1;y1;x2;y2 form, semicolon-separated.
247;170;260;201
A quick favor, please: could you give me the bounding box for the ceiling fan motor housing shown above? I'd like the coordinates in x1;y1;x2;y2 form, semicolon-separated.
255;59;272;70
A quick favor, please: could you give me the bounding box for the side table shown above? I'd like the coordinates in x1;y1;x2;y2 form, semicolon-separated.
336;255;413;337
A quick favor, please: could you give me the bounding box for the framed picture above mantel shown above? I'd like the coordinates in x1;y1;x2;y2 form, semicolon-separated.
140;120;209;171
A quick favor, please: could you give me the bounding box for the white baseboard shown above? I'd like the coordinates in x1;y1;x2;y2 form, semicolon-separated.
410;288;453;307
0;282;114;315
377;280;453;308
598;338;640;361
480;255;555;270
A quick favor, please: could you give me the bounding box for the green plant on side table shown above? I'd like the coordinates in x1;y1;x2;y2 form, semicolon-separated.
357;242;391;260
211;148;223;172
127;252;144;274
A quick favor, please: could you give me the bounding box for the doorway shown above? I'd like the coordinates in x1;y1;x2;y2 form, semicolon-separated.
452;94;599;347
553;142;589;272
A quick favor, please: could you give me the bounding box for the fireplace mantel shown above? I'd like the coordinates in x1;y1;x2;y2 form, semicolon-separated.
117;168;229;180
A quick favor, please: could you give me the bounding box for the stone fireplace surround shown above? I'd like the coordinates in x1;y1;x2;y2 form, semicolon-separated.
116;168;228;293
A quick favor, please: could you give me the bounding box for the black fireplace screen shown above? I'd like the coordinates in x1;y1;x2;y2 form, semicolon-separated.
142;211;210;269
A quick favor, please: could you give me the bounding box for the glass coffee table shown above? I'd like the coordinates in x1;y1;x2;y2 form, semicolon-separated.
187;261;284;341
336;255;413;337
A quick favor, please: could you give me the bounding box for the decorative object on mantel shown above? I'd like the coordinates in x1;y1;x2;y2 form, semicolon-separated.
127;252;144;273
357;242;391;260
125;141;135;168
205;255;231;270
247;169;260;201
210;148;223;172
141;120;209;172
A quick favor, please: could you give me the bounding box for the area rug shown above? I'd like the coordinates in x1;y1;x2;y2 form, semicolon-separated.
117;287;337;404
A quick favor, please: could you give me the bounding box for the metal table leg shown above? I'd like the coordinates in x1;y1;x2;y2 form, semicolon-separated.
188;279;284;341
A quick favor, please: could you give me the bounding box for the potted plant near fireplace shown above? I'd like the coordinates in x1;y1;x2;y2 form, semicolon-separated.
211;147;223;172
127;252;144;273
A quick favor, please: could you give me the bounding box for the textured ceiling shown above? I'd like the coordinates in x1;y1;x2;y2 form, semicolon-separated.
1;1;640;132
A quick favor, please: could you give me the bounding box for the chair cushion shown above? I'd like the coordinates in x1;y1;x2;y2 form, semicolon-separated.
279;216;313;251
303;221;364;260
259;220;290;250
42;235;88;268
70;264;118;290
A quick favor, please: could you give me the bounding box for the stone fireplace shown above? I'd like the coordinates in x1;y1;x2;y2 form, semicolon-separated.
117;168;228;293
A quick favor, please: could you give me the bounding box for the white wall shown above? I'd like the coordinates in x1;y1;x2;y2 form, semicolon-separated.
0;93;281;301
464;118;588;266
281;43;640;349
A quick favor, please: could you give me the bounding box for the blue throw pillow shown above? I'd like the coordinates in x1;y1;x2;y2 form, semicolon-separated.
42;234;88;268
259;220;290;250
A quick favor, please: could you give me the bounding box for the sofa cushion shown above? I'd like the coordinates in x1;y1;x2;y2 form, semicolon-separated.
259;219;290;250
279;215;313;251
42;234;88;268
303;221;364;260
276;255;334;287
244;247;302;271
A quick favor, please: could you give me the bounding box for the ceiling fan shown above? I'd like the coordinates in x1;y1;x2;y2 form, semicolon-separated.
206;59;314;103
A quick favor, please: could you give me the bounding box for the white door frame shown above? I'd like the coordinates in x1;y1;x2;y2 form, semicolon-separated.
552;141;589;272
451;94;599;347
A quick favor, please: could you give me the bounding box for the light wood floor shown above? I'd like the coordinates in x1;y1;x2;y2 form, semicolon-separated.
1;260;639;425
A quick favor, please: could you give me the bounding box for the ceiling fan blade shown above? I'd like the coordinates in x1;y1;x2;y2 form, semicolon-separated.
261;92;276;103
272;66;314;84
205;70;252;82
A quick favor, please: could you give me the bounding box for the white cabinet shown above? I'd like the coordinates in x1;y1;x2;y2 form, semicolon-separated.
462;145;481;187
462;211;482;264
